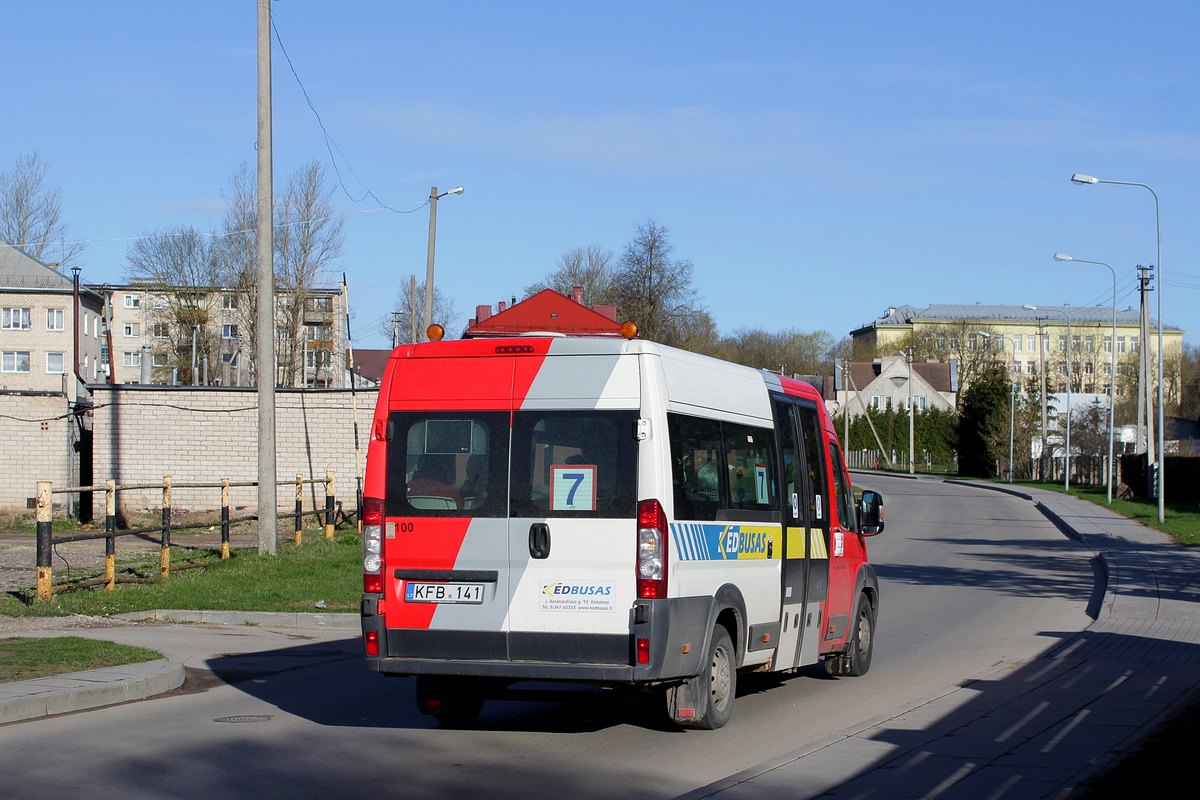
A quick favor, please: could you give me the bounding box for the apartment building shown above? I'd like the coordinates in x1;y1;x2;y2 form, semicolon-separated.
103;283;348;387
0;241;104;400
851;303;1185;397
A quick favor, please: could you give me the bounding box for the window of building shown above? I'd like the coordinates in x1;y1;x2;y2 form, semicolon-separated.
305;323;331;341
871;396;880;409
1072;335;1080;351
1014;335;1023;352
1058;364;1068;375
123;322;140;337
920;396;928;410
1027;334;1036;351
1131;337;1138;352
1027;362;1036;374
885;395;893;408
222;294;238;310
1103;363;1113;376
153;295;168;310
2;351;31;373
1084;362;1094;375
1085;336;1094;353
948;335;959;350
967;334;977;351
152;323;170;338
123;294;141;309
1104;336;1112;353
1117;337;1126;354
222;324;238;340
123;351;140;367
1058;335;1066;352
46;308;65;331
152;353;169;367
276;325;292;340
1013;361;1022;374
305;296;333;312
2;307;31;330
936;334;946;349
46;352;65;374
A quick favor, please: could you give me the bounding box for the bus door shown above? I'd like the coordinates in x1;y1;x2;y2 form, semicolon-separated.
795;401;830;667
505;409;640;664
771;397;811;671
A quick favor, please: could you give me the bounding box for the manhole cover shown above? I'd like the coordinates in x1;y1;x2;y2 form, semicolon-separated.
214;715;274;723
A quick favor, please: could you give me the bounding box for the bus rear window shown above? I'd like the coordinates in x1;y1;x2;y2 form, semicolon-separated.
385;411;509;517
511;410;638;519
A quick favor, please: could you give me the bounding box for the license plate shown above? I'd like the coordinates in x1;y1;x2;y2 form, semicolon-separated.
404;582;484;604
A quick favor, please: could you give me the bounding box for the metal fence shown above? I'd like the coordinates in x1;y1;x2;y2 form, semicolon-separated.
34;471;340;601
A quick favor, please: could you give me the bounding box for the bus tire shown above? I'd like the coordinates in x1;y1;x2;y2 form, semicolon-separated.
826;593;875;678
416;675;484;727
668;624;736;730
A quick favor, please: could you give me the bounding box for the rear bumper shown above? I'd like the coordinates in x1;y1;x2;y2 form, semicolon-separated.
361;593;714;684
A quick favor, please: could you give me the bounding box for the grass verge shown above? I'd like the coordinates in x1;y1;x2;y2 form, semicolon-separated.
0;636;163;682
1000;480;1200;546
0;530;362;617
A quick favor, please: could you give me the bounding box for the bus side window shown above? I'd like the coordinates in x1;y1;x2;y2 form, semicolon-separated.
828;441;856;532
669;414;723;521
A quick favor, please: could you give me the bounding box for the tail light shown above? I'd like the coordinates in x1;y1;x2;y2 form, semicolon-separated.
363;497;384;593
637;499;668;599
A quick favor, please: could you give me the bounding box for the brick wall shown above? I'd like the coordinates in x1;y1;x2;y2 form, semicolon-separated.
89;385;378;517
0;392;76;512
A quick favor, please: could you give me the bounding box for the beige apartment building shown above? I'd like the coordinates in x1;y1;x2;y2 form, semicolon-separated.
102;283;348;387
0;241;104;400
851;303;1185;398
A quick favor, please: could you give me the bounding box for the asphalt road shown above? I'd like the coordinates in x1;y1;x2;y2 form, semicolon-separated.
0;476;1097;800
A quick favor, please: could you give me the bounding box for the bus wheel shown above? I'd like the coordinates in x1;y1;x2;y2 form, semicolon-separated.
826;594;875;677
667;625;736;730
416;675;484;727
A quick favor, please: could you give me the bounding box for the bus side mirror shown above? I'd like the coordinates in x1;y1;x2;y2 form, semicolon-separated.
857;490;884;535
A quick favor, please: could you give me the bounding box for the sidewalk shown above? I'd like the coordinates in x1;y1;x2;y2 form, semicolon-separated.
0;611;358;724
678;480;1200;800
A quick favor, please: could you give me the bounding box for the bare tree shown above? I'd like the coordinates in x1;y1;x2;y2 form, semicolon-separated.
382;277;459;344
0;152;85;267
902;321;1001;390
614;220;702;345
273;160;345;386
524;245;619;307
125;226;222;384
215;162;259;383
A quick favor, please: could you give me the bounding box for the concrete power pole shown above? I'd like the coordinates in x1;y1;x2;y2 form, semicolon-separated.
1038;318;1048;482
256;0;278;555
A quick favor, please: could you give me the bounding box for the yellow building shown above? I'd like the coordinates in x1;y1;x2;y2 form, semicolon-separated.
851;304;1185;398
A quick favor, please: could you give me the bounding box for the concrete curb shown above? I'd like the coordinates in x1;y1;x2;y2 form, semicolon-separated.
1;611;358;724
0;658;185;725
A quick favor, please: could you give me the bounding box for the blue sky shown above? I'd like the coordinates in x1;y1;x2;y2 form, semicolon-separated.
4;1;1198;350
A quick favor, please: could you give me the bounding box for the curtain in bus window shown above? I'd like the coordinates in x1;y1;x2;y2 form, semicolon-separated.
511;411;638;519
385;411;510;517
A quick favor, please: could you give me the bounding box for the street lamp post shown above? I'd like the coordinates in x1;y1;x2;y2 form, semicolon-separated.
1071;174;1164;522
1026;306;1072;491
1054;254;1118;503
979;332;1018;483
897;350;915;474
422;185;464;342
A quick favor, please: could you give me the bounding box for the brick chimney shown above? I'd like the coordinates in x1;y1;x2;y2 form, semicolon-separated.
572;286;583;304
498;301;507;313
476;304;492;322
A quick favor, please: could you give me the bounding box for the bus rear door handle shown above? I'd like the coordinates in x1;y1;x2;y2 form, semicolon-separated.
529;523;551;559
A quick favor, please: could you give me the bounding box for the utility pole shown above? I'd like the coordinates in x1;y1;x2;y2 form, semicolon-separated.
391;312;401;349
409;276;417;344
256;0;277;555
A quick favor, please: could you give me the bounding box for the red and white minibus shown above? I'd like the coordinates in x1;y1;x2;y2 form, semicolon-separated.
360;334;883;729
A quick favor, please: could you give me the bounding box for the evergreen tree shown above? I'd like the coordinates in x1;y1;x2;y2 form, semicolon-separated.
956;365;1012;478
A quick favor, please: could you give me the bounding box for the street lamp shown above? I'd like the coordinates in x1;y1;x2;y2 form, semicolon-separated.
979;332;1018;483
422;185;464;342
1026;305;1072;491
897;350;915;474
1054;253;1118;503
1071;174;1164;522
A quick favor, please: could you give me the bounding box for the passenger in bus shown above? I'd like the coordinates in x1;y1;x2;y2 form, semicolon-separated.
407;454;463;509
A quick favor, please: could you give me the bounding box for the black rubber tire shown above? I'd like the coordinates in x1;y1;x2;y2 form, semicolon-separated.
826;594;875;677
415;675;485;727
694;625;737;730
